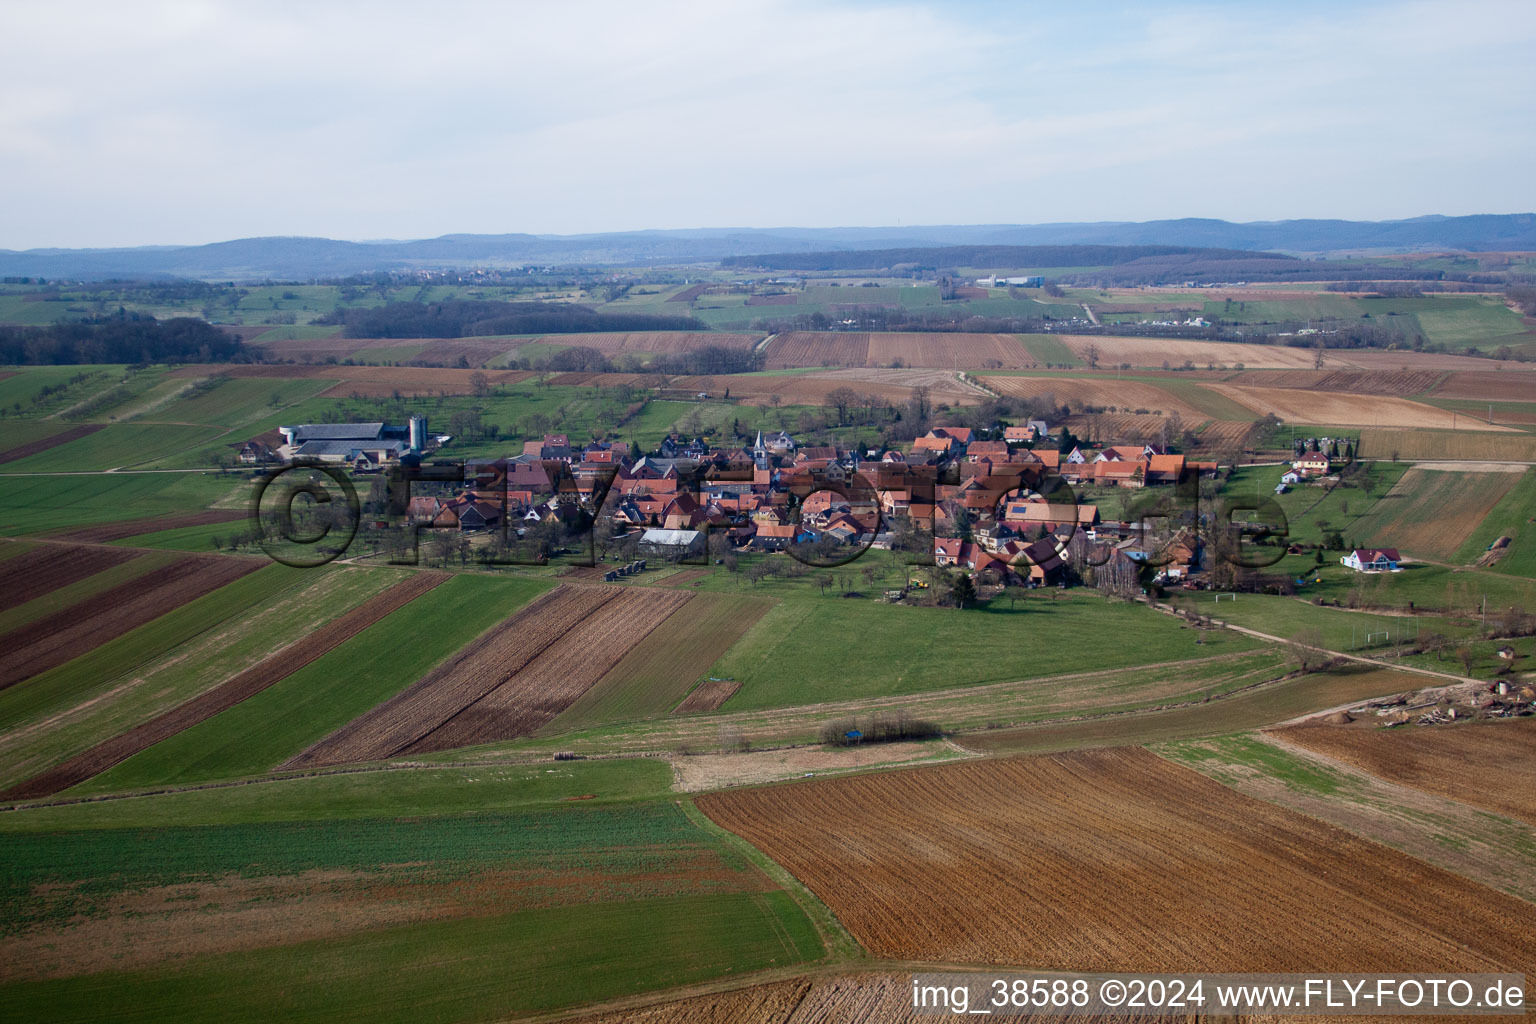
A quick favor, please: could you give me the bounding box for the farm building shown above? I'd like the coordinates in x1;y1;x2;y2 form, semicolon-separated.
277;416;428;464
639;528;705;559
1341;548;1401;572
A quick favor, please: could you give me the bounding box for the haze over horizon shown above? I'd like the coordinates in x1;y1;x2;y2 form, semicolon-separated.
5;0;1535;250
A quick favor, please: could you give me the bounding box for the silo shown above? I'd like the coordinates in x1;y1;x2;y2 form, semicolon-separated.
409;415;427;453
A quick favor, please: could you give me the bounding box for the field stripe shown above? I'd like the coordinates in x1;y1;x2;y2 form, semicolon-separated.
0;571;449;800
51;509;248;544
0;544;139;612
283;584;623;767
0;424;102;465
400;587;693;753
0;556;261;690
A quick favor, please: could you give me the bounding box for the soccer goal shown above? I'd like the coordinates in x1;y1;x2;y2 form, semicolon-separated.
1365;630;1390;646
1213;593;1236;603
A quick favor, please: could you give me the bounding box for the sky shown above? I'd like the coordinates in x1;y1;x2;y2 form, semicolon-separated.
3;0;1534;249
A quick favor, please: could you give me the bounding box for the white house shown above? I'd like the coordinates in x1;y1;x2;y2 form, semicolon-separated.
1341;547;1400;572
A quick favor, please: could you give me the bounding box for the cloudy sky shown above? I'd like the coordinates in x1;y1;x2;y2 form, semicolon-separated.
3;0;1534;248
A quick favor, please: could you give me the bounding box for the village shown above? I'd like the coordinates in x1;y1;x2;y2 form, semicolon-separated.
254;411;1407;597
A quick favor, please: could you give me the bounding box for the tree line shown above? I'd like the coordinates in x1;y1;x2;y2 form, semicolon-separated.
0;315;244;365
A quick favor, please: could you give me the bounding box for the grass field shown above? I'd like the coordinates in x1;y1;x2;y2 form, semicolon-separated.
962;666;1423;754
0;473;239;535
0;564;311;766
0;770;823;1023
707;590;1256;711
0;423;222;471
75;575;554;792
1452;467;1536;576
1014;334;1081;365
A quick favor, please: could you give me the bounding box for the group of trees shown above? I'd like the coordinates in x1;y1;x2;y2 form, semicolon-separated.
0;315;244;365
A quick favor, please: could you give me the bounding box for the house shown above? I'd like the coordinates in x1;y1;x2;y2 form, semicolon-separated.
1293;453;1332;477
235;439;278;465
1280;470;1303;485
1341;548;1400;572
639;528;705;559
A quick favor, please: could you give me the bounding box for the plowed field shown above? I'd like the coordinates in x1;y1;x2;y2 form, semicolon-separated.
1208;384;1514;430
1358;429;1536;461
531;331;762;353
0;572;449;800
699;748;1536;972
978;376;1206;420
1431;369;1536;401
171;363;533;397
0;425;103;465
57;509;247;544
287;585;691;765
0;544;137;612
674;680;741;714
1352;467;1522;560
571;974;1182;1023
0;556;260;690
1277;719;1536;826
1059;335;1324;369
762;332;870;369
1225;369;1446;396
666;373;984;407
763;332;1034;370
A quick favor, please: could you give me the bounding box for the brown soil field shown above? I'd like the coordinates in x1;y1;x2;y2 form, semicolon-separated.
403;586;693;753
1353;467;1521;560
570;973;1194;1024
0;572;449;800
699;747;1536;972
171;363;533;397
762;332;869;369
1224;369;1447;396
669;283;710;303
1196;419;1258;449
1430;369;1536;401
411;339;520;367
554;593;772;728
287;585;690;765
674;680;741;714
0;424;103;465
0;544;138;612
1346;349;1536;372
1061;413;1179;444
1277;719;1536;827
56;509;247;544
530;331;762;354
1207;383;1515;430
545;372;671;388
1059;335;1325;370
1358;428;1536;462
764;332;1035;370
247;336;391;361
744;292;797;305
812;366;989;400
979;375;1207;420
0;556;259;690
665;373;985;408
866;332;1035;370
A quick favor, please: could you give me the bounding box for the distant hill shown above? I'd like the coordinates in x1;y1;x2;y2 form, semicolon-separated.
2;214;1532;281
718;243;1292;272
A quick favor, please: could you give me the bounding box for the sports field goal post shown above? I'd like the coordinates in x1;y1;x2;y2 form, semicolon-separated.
1213;593;1236;603
1366;630;1390;646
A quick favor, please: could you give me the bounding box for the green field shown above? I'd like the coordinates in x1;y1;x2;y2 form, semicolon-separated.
0;549;178;637
0;472;238;535
1015;333;1081;365
0;771;823;1024
0;564;314;769
708;589;1256;711
78;574;555;792
1452;468;1536;577
0;422;220;471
